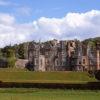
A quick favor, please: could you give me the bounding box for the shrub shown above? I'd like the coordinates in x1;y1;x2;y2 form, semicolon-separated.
94;70;100;80
25;62;34;71
88;70;95;78
7;57;16;68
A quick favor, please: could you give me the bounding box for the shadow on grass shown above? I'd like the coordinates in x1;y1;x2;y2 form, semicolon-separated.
0;81;100;90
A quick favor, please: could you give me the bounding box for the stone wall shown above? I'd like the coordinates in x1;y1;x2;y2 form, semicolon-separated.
15;59;28;69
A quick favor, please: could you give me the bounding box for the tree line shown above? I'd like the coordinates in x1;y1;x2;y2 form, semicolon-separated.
0;42;29;68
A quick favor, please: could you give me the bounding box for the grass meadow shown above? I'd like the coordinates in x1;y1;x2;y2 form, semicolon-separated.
0;68;99;100
0;68;96;83
0;88;100;100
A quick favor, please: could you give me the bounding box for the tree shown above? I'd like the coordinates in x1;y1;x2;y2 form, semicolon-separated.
6;49;16;68
1;46;16;68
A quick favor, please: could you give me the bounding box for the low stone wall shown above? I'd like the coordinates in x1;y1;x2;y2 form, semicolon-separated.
15;59;29;69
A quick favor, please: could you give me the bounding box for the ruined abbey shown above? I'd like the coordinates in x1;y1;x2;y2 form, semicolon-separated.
27;39;100;71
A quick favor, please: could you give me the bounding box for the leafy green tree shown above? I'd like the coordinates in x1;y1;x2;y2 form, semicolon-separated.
6;49;16;68
1;46;16;68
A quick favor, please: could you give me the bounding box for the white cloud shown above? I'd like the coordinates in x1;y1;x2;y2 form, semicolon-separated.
0;13;15;25
0;10;100;47
0;13;35;47
32;10;100;40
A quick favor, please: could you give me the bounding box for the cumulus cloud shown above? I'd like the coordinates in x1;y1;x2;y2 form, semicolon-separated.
0;13;35;47
0;10;100;47
32;10;100;40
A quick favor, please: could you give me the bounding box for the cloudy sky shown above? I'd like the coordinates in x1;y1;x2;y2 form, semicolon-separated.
0;0;100;47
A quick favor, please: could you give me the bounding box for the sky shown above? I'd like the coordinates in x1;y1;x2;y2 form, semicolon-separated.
0;0;100;47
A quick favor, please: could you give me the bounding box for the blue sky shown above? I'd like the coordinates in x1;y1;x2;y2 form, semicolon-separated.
0;0;100;23
0;0;100;47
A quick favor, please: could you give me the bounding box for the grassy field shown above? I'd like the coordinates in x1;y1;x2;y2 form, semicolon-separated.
0;88;100;100
0;68;96;83
0;68;99;100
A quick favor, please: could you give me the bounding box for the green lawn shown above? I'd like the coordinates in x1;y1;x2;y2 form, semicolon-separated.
0;68;99;100
0;88;100;100
0;68;96;83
